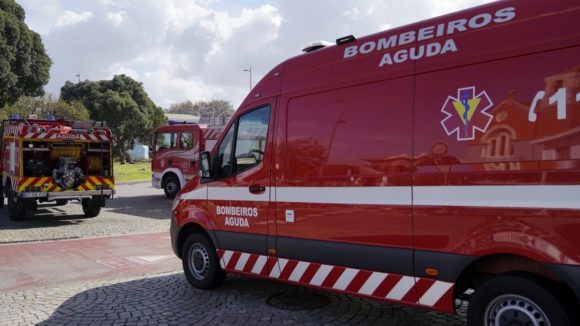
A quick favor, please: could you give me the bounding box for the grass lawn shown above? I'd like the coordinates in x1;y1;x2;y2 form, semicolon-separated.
113;160;151;182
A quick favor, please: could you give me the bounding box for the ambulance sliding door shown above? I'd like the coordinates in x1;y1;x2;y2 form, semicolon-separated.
274;77;415;282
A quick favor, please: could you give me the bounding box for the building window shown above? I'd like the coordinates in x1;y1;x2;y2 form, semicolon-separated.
556;147;570;160
485;129;513;158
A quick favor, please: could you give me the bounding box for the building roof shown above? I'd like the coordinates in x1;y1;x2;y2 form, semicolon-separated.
165;113;200;123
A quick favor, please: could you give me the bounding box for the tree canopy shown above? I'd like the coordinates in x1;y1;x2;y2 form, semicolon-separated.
0;0;52;108
167;99;235;116
0;93;90;121
60;75;166;163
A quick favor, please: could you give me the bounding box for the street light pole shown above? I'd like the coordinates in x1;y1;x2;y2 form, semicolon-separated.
76;73;81;82
243;67;252;90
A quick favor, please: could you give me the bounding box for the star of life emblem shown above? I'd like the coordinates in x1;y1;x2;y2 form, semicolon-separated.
440;86;494;141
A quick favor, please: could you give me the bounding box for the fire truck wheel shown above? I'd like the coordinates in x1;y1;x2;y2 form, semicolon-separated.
467;273;576;326
164;176;180;200
7;189;26;221
81;198;101;218
182;233;226;290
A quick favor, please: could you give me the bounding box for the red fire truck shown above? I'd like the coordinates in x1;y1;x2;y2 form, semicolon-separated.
170;1;580;325
151;115;231;199
1;115;114;220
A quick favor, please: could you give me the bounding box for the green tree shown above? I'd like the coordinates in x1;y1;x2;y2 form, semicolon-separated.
0;0;52;108
0;93;90;120
60;75;166;164
167;99;235;116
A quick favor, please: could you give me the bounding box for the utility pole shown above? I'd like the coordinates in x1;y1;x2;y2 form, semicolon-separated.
243;67;252;90
76;73;81;82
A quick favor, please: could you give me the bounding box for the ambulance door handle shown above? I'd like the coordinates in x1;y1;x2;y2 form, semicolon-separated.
249;186;265;193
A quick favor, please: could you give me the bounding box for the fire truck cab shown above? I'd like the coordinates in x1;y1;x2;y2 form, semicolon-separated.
0;115;115;220
171;1;580;325
151;115;230;199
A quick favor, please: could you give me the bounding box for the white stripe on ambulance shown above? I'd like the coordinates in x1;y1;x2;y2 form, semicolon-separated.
180;185;580;210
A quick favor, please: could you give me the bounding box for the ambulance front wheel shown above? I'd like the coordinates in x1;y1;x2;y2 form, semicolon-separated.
164;176;180;200
182;233;226;290
467;273;577;326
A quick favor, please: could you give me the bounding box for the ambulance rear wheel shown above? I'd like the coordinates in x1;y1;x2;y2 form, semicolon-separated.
7;188;26;221
82;198;101;218
182;233;226;290
164;176;180;200
467;273;576;326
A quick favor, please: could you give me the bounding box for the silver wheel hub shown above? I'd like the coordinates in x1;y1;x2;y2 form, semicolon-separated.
188;243;209;280
485;294;549;326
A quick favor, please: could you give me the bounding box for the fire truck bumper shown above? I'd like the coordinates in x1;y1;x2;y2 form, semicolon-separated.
25;190;116;199
152;172;162;189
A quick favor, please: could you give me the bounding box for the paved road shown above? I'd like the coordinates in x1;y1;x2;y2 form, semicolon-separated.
0;231;181;293
1;271;467;326
0;181;171;243
0;181;468;325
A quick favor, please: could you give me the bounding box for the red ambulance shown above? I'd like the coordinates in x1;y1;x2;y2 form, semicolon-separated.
170;1;580;325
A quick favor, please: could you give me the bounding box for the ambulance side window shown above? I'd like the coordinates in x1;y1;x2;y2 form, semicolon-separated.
215;122;236;179
214;106;270;179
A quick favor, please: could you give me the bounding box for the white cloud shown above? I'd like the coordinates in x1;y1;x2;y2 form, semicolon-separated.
20;0;498;111
19;0;62;35
55;11;93;29
106;11;126;26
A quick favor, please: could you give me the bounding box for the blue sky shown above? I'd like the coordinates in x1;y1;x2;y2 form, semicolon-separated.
18;0;495;110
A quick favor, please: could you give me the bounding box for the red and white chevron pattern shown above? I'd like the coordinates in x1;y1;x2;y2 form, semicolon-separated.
217;250;455;313
4;125;21;136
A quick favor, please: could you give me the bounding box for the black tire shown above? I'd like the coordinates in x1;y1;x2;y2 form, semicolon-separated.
182;233;226;290
7;188;26;221
164;176;180;200
82;198;101;218
467;274;576;326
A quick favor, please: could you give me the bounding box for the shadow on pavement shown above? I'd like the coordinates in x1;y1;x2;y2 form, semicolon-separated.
36;273;467;325
0;207;87;229
103;194;173;219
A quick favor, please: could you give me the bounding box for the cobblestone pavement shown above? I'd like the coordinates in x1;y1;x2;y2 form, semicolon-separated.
1;271;467;326
1;181;469;325
0;181;171;243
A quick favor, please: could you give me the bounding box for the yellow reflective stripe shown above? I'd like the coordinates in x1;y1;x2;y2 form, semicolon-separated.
104;178;115;189
19;178;35;192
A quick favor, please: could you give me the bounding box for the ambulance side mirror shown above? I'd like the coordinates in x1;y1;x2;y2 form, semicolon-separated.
198;151;212;179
